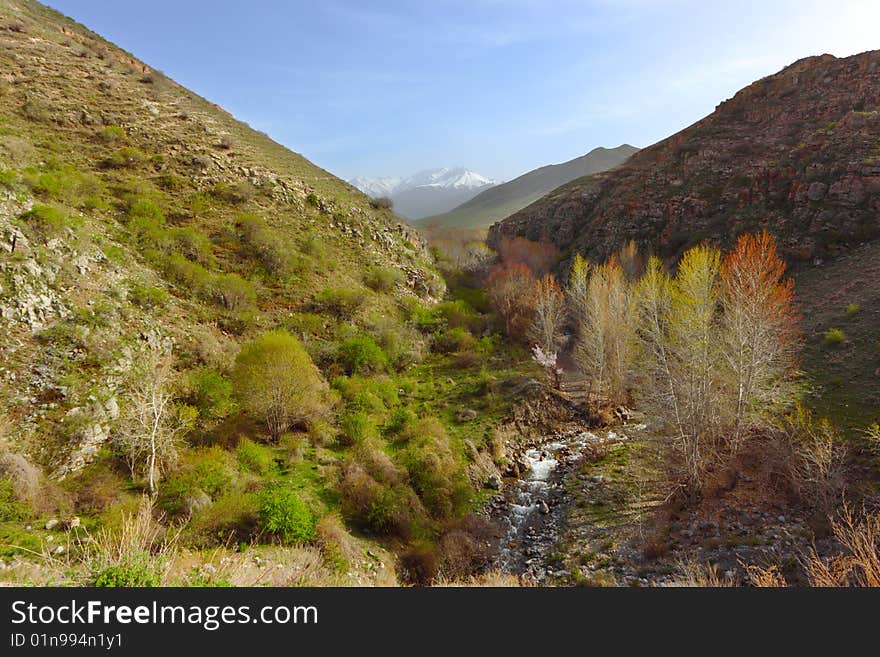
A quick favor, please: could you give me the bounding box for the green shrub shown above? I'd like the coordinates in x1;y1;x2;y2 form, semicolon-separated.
307;419;338;447
823;327;847;346
284;312;327;337
163;254;212;295
92;553;163;587
19;204;79;239
232;330;329;440
159;447;237;515
306;193;319;207
399;417;471;518
437;299;483;332
211;181;256;204
210;273;256;311
0;479;29;521
338;462;414;537
314;287;364;317
300;234;325;258
259;482;316;543
188;369;234;420
385;407;417;436
451;286;491;314
403;299;443;332
129;282;169;310
367;485;416;536
157;172;185;191
82;195;111;212
189;492;260;544
339;411;379;445
126;198;169;248
97;125;126;144
338;336;388;374
104;147;147;169
0;168;16;188
433;327;476;354
368;196;393;210
333;375;399;413
20;164;103;205
369;318;425;369
169;226;215;266
238;214;294;276
236;437;276;475
845;303;861;318
364;265;403;292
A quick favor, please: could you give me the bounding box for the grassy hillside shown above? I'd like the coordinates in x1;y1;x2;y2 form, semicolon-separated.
0;0;538;586
420;145;637;229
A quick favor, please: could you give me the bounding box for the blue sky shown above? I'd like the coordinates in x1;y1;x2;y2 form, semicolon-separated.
47;0;880;182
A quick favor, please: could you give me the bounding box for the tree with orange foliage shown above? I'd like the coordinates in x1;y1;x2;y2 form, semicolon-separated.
485;263;536;337
720;230;799;450
497;237;559;277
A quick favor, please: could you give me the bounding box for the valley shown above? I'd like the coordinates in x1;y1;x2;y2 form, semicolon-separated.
0;0;878;591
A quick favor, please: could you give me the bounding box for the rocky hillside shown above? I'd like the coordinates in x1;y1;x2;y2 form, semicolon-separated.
422;145;637;229
0;0;441;475
488;52;880;264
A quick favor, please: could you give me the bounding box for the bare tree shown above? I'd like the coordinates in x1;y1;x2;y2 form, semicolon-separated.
632;247;724;491
485;263;536;337
114;339;193;496
573;257;633;406
566;254;591;332
529;274;566;355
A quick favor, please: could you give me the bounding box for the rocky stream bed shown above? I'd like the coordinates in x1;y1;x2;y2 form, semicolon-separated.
486;419;819;586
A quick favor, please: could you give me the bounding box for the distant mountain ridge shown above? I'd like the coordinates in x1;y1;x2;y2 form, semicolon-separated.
488;51;880;265
349;167;500;220
419;145;638;229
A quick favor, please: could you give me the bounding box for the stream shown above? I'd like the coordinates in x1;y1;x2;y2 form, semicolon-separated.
493;428;632;582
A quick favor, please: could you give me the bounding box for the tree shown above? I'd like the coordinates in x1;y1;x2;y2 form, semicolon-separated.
667;244;724;489
232;330;328;440
633;245;726;491
573;256;633;405
529;274;566;355
114;339;195;495
532;345;563;389
485;263;536;337
617;239;644;280
566;254;591;332
496;237;559;276
720;230;799;450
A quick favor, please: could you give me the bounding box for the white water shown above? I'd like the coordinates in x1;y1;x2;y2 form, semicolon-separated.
497;430;631;575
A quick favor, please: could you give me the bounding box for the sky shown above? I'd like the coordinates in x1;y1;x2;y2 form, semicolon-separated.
45;0;880;182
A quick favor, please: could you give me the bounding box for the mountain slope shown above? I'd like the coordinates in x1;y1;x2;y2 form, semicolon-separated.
489;52;880;263
350;167;499;220
0;0;442;477
421;145;638;229
488;51;880;430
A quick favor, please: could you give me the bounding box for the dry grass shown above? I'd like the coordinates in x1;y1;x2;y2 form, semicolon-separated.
78;496;179;585
744;563;787;587
746;505;880;587
803;505;880;587
662;561;736;587
433;570;528;587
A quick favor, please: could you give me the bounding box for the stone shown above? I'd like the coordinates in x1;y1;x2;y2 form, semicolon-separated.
538;501;550;514
486;474;502;490
44;519;58;530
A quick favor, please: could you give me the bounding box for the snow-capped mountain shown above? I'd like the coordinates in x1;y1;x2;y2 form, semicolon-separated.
349;167;501;220
347;175;402;198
